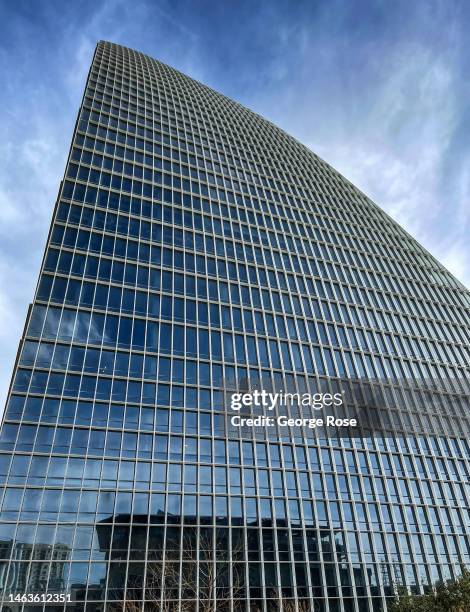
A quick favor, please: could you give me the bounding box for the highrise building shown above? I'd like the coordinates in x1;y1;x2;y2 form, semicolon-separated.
0;40;469;612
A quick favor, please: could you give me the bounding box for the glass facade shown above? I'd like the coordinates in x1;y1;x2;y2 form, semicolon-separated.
0;40;469;611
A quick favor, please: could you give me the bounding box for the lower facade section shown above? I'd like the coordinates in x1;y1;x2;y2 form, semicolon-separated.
0;429;469;612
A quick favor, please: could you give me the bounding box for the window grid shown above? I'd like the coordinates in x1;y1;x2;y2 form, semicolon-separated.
0;41;469;612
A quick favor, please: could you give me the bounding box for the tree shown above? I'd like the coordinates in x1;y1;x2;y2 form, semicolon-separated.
112;528;245;611
390;570;470;612
261;588;320;612
389;588;431;612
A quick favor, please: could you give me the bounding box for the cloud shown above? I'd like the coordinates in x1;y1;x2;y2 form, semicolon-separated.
246;16;470;288
317;46;470;288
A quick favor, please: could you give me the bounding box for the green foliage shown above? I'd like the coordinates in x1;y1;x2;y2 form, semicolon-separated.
389;570;470;612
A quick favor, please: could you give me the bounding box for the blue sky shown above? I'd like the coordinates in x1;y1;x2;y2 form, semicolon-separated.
0;0;469;408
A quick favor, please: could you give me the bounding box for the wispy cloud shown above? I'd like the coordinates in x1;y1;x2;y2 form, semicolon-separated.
238;2;470;288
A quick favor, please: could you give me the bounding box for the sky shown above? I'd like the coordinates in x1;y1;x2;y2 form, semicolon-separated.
0;0;469;409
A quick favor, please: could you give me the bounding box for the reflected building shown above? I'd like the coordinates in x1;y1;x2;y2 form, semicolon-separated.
0;539;70;599
0;41;469;611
